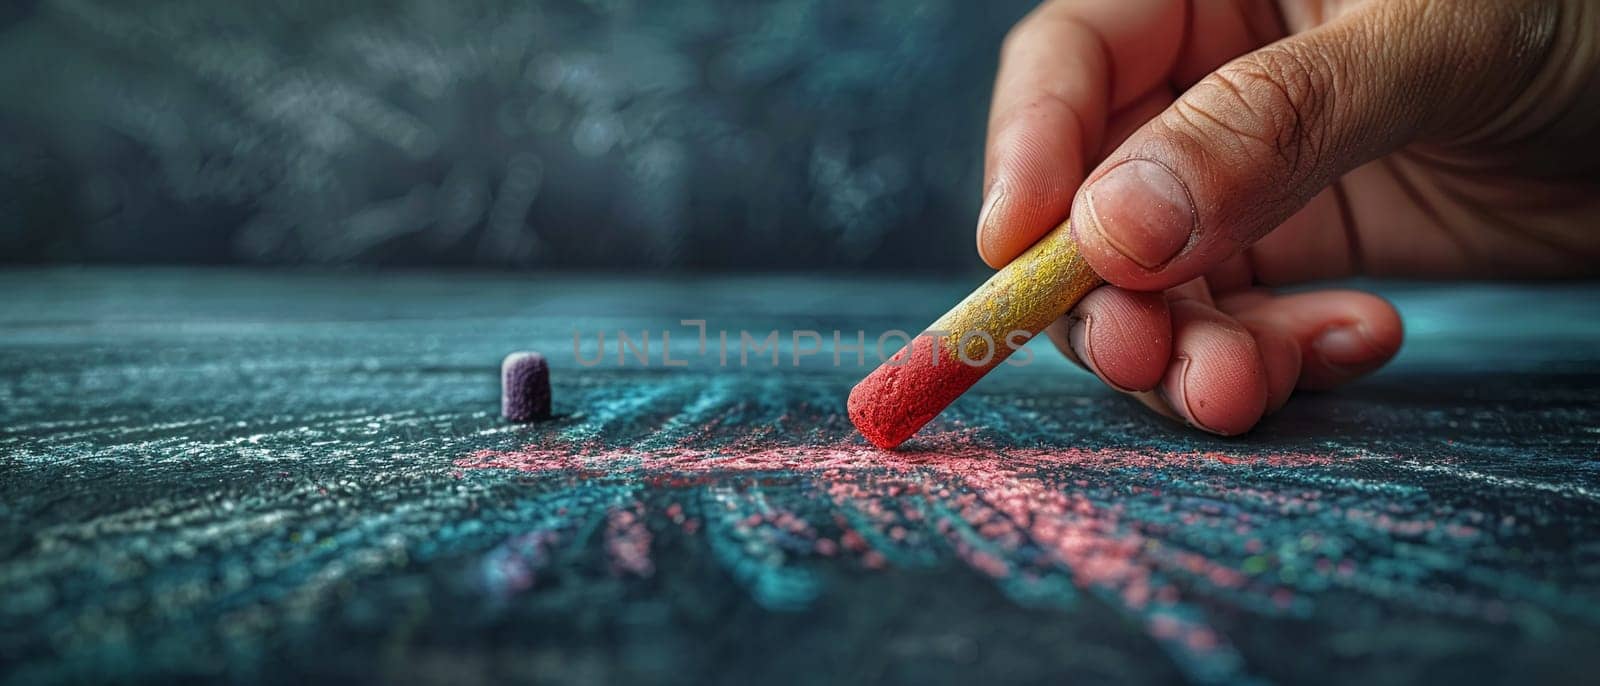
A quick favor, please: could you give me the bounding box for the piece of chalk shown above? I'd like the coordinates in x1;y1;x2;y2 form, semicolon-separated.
501;351;551;422
848;220;1103;449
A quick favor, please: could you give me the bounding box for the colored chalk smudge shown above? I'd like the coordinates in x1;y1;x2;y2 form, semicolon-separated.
453;428;1567;685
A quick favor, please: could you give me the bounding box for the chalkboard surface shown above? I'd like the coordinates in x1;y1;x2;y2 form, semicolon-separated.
3;270;1599;684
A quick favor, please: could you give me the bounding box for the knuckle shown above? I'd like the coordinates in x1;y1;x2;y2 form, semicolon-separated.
999;10;1044;60
1168;43;1341;182
999;23;1026;59
1000;10;1053;60
1000;2;1085;63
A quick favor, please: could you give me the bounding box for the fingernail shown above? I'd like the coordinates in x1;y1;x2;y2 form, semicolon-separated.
1158;356;1223;435
1067;315;1096;374
975;183;1008;265
1314;325;1378;369
1080;159;1195;269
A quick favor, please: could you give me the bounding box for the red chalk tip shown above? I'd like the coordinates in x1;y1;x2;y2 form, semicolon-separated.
848;335;985;450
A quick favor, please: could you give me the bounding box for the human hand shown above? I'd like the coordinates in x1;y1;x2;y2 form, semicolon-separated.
980;0;1600;434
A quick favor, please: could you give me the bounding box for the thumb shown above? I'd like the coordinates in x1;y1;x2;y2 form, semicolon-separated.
1070;0;1557;290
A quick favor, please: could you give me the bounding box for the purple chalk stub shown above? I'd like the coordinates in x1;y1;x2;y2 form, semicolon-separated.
501;351;551;422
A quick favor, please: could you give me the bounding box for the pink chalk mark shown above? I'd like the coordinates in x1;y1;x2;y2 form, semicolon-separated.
456;433;1332;477
605;505;655;578
459;434;1339;668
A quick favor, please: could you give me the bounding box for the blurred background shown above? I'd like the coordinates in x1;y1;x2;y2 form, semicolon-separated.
0;0;1039;271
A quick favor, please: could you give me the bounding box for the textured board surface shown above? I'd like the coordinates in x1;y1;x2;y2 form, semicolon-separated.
2;269;1599;685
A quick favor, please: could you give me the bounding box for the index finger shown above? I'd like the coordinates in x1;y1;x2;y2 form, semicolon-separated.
978;0;1186;268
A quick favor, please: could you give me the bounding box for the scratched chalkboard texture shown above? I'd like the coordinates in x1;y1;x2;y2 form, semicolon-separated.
2;269;1600;685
